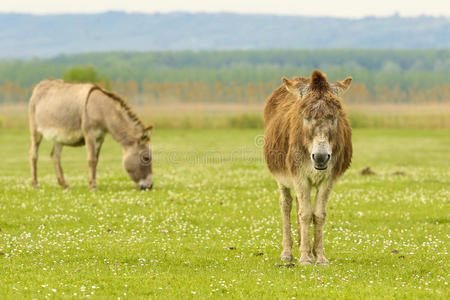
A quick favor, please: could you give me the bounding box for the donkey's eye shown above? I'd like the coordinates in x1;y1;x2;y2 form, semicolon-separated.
143;156;150;162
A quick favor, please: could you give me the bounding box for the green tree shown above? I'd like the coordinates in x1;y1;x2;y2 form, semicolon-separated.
63;66;110;89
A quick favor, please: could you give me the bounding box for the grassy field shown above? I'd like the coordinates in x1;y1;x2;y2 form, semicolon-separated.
0;128;449;298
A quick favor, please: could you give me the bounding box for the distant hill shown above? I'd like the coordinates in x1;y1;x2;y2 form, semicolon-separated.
0;12;449;58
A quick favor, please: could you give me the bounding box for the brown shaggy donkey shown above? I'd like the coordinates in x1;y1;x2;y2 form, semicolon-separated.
263;70;352;265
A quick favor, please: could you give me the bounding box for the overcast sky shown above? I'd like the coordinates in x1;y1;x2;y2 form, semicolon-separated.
1;0;449;17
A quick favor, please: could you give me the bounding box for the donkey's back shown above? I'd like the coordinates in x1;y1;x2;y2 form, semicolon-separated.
29;79;95;145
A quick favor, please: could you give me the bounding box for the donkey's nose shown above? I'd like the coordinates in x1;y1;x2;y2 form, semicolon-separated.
312;153;331;164
139;183;153;190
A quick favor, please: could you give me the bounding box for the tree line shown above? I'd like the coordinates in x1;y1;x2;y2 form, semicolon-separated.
0;50;448;104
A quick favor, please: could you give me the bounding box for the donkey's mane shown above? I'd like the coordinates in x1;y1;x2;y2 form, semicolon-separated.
309;69;330;92
299;93;344;120
91;85;145;130
299;71;344;120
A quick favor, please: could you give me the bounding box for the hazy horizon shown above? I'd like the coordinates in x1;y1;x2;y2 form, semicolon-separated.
1;0;449;18
1;10;449;19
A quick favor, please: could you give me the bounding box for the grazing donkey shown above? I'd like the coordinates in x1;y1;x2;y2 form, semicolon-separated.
29;79;153;190
263;70;352;265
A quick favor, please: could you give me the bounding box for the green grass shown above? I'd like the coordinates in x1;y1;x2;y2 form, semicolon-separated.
0;129;449;299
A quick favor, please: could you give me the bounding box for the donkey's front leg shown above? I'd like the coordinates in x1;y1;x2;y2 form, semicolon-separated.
278;183;293;261
294;180;313;265
313;181;334;265
85;134;104;189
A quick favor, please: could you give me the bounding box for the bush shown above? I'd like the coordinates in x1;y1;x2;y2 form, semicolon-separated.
63;66;110;88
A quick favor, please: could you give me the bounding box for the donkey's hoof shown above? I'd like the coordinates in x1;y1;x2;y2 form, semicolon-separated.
298;255;314;266
31;182;40;189
281;254;293;262
315;257;329;266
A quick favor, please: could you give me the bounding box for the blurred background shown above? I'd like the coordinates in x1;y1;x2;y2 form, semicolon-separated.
0;0;449;130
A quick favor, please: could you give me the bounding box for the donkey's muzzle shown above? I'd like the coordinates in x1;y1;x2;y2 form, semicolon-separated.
139;183;153;190
312;153;331;170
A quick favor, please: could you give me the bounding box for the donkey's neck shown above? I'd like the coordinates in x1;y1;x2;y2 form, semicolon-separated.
106;110;142;148
98;99;143;148
88;88;144;149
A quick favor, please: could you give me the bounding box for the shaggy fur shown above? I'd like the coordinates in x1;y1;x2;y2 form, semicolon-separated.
263;70;352;265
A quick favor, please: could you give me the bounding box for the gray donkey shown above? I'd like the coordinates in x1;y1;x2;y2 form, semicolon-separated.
29;79;153;190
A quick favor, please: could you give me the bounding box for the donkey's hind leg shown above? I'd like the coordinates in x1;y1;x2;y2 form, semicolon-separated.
278;182;294;261
51;142;69;188
30;129;42;188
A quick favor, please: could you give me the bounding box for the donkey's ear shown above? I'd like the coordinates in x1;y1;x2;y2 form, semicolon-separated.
282;77;301;99
140;125;153;142
331;77;352;96
282;77;309;99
